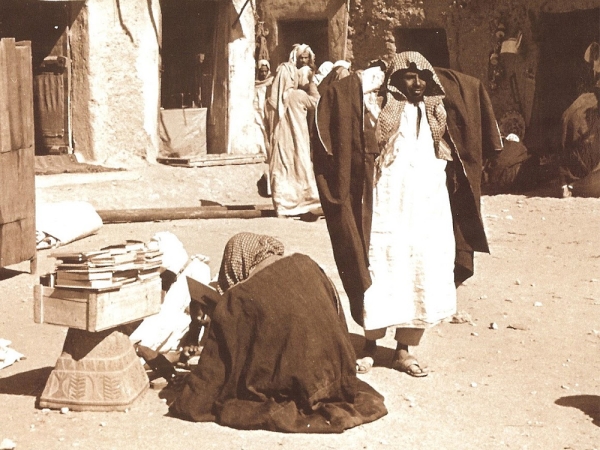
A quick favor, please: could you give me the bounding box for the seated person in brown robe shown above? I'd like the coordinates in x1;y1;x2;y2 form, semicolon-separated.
169;232;387;433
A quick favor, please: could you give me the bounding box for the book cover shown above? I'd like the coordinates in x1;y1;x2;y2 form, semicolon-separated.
186;277;224;312
56;271;113;282
90;252;137;265
50;250;109;264
54;278;122;289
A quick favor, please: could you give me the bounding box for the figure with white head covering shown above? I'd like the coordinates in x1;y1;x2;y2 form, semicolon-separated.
266;54;321;219
254;60;275;194
314;51;501;377
316;59;352;95
289;43;316;69
127;231;211;383
314;61;334;86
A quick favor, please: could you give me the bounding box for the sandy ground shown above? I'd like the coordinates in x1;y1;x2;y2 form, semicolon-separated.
1;162;599;450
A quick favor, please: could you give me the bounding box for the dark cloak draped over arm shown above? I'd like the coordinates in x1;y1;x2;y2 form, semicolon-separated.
435;68;503;283
312;73;379;327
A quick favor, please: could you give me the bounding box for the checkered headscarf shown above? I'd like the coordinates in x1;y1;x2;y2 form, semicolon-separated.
217;232;285;294
375;52;449;170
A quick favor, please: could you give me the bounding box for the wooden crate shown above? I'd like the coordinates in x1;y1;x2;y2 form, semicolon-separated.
33;278;162;332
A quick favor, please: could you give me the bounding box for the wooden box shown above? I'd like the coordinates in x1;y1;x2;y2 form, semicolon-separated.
33;278;162;332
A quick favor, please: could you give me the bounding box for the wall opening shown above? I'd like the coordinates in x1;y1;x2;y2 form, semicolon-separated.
159;0;219;158
160;0;217;110
394;28;450;68
525;8;600;156
277;20;329;68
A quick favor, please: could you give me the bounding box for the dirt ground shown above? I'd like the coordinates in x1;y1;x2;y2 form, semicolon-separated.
1;162;600;450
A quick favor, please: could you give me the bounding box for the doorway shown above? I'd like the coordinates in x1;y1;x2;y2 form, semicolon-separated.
394;28;450;68
0;1;75;155
159;0;218;157
277;20;329;68
525;8;600;156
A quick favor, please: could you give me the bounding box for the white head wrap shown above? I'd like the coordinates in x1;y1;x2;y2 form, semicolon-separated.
149;231;189;274
257;59;270;70
289;44;315;66
332;60;351;70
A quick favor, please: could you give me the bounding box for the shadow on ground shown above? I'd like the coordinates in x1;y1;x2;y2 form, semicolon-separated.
0;267;28;281
0;366;52;397
555;395;600;426
349;333;394;369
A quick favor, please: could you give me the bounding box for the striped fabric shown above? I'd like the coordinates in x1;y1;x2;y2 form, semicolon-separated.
375;51;451;173
217;232;285;294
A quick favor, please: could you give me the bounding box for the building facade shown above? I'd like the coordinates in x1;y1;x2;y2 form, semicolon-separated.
259;0;600;156
0;0;257;168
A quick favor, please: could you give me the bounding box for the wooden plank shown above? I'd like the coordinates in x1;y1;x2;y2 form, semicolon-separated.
0;217;36;267
34;278;162;332
0;39;12;153
33;284;89;330
0;149;35;223
93;278;162;331
157;153;265;167
96;204;276;223
5;38;24;152
0;40;35;269
16;41;34;149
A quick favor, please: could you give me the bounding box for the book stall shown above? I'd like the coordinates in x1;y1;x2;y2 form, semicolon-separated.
33;241;164;411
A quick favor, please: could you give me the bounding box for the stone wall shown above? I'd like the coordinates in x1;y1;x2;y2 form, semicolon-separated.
259;0;348;67
71;0;160;167
347;0;600;147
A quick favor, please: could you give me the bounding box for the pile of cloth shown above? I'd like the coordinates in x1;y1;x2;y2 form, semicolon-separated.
0;339;24;370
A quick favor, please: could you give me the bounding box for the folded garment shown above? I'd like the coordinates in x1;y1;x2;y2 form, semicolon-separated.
36;201;103;249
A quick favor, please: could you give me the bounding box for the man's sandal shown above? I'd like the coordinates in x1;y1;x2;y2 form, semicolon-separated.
356;356;374;374
392;356;429;377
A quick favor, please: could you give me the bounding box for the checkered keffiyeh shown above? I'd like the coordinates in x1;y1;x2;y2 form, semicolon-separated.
375;52;450;171
217;232;285;294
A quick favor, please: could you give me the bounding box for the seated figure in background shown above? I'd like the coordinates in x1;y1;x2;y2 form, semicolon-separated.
127;232;211;384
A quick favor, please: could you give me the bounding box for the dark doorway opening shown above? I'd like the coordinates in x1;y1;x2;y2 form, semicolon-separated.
160;0;217;109
159;0;219;157
525;8;600;156
277;20;329;68
394;28;450;68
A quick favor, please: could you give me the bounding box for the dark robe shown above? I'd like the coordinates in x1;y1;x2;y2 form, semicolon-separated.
313;68;502;327
313;73;378;326
169;253;387;433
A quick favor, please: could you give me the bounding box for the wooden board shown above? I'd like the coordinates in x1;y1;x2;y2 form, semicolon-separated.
157;153;265;168
0;38;35;270
34;278;162;332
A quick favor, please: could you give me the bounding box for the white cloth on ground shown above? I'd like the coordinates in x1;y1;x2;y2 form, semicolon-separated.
0;338;25;370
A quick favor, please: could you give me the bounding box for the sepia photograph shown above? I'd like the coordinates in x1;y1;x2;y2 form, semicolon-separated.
0;0;599;448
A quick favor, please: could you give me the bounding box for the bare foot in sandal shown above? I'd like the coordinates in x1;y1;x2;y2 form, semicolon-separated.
392;348;429;377
356;339;377;374
392;356;429;377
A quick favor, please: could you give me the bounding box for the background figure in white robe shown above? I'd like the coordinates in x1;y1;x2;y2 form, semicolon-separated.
266;60;321;218
359;52;455;377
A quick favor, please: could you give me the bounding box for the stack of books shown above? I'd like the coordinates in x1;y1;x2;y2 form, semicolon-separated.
50;240;163;290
